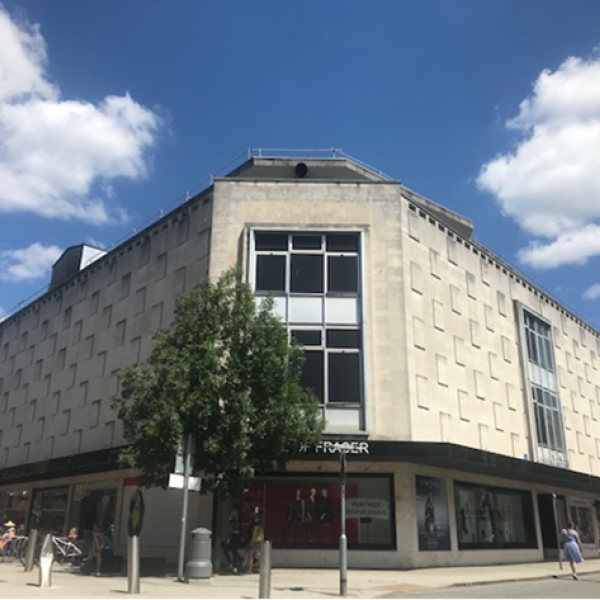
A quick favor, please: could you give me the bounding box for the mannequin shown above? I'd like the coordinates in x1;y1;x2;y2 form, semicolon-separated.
288;489;304;528
319;488;333;525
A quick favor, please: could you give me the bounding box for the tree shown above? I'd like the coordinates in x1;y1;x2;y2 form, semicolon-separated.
112;268;324;498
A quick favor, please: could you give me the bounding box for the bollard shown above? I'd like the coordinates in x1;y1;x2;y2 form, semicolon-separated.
127;535;140;594
38;534;53;588
258;540;271;599
24;529;38;572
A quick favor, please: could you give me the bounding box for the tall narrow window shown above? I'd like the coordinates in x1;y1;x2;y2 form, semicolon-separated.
522;309;566;458
253;231;364;430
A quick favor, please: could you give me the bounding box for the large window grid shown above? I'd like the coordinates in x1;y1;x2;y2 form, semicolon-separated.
251;232;363;409
531;385;565;452
522;310;566;455
524;312;554;371
291;327;362;406
254;233;360;296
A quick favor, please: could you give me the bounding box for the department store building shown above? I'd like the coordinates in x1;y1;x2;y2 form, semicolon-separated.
1;151;600;569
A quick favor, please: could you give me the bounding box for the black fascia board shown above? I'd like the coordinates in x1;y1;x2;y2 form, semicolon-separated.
294;441;600;494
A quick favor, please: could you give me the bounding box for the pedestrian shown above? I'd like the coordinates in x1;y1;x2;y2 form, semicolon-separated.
246;506;264;574
561;521;584;580
221;504;243;573
90;523;112;576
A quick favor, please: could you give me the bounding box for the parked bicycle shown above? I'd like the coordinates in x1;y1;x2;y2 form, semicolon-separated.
52;536;89;564
17;534;89;566
0;535;27;562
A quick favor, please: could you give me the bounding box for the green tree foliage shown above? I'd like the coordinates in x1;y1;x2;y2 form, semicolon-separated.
112;268;324;498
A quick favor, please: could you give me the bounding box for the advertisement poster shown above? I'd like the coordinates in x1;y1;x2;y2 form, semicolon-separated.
347;498;389;520
416;475;450;551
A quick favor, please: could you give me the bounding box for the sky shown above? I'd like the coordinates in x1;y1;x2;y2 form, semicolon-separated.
2;0;600;328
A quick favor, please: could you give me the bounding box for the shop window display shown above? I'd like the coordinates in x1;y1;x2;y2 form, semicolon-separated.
455;481;536;549
68;483;117;544
416;476;450;551
29;487;69;535
0;491;29;533
239;475;394;549
568;498;595;545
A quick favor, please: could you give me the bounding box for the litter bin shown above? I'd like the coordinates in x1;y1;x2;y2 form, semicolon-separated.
185;528;212;581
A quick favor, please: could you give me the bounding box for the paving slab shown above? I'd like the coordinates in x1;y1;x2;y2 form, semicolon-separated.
1;558;600;599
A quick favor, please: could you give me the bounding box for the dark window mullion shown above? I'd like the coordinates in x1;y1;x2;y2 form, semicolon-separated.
323;346;329;404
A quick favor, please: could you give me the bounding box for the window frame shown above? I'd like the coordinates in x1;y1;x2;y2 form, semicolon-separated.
251;230;364;410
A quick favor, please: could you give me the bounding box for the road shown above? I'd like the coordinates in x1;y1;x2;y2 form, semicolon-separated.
379;573;600;599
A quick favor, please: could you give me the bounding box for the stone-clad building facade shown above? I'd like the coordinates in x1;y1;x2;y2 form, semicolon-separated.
1;151;600;568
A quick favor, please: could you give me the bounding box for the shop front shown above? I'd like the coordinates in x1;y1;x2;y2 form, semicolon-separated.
229;440;600;569
239;474;395;550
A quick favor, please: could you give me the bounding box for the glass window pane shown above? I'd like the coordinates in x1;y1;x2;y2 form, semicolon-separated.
292;330;322;346
328;353;361;403
326;329;360;348
544;339;553;370
240;475;395;549
256;255;286;292
546;408;556;448
455;482;537;549
531;386;539;403
536;336;545;367
552;412;565;450
527;331;538;363
328;256;358;293
255;233;288;251
292;235;322;250
300;350;324;403
326;234;360;253
536;404;548;445
291;254;323;293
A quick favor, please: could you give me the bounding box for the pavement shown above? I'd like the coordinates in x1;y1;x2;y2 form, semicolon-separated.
2;558;600;599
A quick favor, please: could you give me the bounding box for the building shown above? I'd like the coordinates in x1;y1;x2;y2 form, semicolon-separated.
1;150;600;569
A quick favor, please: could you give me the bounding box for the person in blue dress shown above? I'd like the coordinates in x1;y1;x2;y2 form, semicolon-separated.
561;521;584;580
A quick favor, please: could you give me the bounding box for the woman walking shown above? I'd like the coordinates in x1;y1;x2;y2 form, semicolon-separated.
561;521;584;580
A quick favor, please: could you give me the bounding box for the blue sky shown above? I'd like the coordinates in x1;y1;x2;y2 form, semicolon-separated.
2;0;600;328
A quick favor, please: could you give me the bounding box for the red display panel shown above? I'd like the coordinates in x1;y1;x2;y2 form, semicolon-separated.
240;480;359;547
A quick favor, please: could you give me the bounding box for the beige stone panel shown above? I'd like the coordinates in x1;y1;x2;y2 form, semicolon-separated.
209;179;409;441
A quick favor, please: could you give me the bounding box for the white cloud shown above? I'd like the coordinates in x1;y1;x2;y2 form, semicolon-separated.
0;242;62;281
0;6;162;224
0;306;6;322
477;52;600;268
0;7;56;103
583;283;600;301
517;224;600;269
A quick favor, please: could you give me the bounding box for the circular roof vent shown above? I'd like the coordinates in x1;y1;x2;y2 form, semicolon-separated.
295;162;308;179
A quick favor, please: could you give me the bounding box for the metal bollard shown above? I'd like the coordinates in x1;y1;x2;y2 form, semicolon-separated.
24;529;38;572
258;541;271;599
127;535;140;594
38;534;53;588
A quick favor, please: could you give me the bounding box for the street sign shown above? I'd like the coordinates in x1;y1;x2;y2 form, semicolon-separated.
174;436;195;474
168;473;201;492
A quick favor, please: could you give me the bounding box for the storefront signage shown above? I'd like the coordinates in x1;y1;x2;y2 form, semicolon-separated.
347;498;389;520
301;441;370;455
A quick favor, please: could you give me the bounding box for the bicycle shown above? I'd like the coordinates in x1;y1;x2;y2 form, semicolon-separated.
1;535;27;562
17;535;89;566
52;536;89;564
